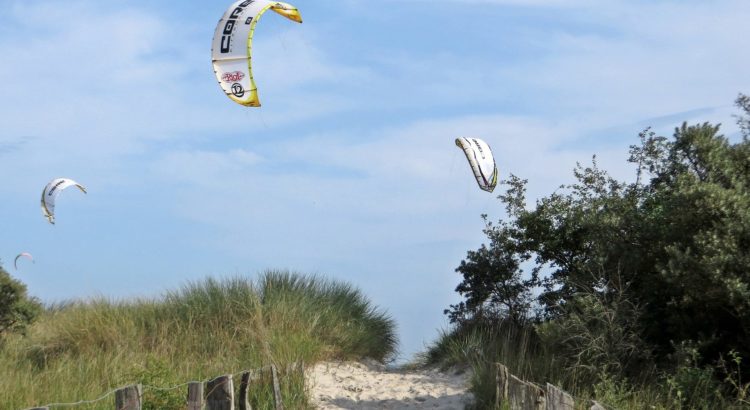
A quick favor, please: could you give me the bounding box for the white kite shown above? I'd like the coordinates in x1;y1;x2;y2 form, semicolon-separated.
14;252;33;270
212;0;302;107
455;137;498;192
41;178;87;224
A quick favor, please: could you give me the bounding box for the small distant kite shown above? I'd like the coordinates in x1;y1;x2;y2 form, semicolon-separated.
212;0;303;107
41;178;87;224
455;137;498;192
14;252;34;270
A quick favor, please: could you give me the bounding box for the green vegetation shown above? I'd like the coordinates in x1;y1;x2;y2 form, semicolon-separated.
0;270;396;409
427;94;750;409
0;265;41;343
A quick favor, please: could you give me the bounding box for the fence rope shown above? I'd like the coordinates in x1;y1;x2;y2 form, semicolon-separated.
25;387;120;409
141;380;195;393
23;362;301;410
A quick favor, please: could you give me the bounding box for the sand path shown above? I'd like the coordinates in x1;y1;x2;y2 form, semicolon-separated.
306;361;474;409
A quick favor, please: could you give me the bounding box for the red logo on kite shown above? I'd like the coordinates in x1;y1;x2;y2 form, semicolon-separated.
221;71;245;82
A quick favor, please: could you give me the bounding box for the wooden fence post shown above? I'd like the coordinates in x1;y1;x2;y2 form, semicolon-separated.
239;371;253;410
271;364;283;410
206;375;234;410
545;383;574;410
496;363;509;408
115;384;142;410
508;374;545;410
187;381;204;410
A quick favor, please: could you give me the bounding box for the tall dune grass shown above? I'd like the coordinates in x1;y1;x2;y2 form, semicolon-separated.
419;320;559;409
421;320;745;409
0;270;397;409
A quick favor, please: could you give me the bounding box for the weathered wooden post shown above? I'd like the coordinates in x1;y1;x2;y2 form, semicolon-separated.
115;384;142;410
271;364;283;410
239;371;253;410
495;363;510;408
206;375;234;410
508;374;545;410
545;383;574;410
187;381;204;410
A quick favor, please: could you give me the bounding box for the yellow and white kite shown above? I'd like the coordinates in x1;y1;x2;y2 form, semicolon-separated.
212;0;302;107
41;178;87;224
455;137;498;192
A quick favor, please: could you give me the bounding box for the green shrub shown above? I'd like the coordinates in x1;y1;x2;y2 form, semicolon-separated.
123;356;183;410
535;279;654;387
0;264;41;342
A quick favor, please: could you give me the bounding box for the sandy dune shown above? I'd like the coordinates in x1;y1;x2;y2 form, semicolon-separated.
306;361;474;409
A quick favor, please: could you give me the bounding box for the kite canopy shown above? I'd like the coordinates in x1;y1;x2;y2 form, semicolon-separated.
455;137;498;192
211;0;302;107
14;252;33;270
41;178;87;224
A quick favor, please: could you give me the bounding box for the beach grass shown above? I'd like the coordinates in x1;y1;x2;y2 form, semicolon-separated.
0;270;397;410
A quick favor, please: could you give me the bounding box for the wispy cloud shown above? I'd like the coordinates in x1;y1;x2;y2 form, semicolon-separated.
0;135;34;155
150;112;632;243
0;0;371;186
382;0;596;6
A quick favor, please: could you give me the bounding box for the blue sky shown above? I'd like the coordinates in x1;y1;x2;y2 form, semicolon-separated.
1;0;748;362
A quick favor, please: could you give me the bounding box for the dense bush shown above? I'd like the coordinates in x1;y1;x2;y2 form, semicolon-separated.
0;264;41;342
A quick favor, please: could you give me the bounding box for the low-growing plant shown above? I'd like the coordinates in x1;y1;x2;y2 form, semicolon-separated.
718;350;750;406
123;356;183;410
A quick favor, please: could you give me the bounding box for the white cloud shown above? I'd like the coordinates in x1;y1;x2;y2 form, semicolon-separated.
150;113;631;247
253;28;375;91
495;1;750;123
0;0;373;189
342;0;749;134
158;148;264;187
385;0;596;5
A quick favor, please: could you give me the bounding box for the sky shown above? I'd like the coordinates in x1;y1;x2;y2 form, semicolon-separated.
1;0;748;363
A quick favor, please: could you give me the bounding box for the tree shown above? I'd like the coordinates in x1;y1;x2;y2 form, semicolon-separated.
449;95;750;378
446;175;539;325
735;93;750;137
0;263;41;341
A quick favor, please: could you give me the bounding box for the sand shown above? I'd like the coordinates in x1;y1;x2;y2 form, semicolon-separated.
305;361;474;409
